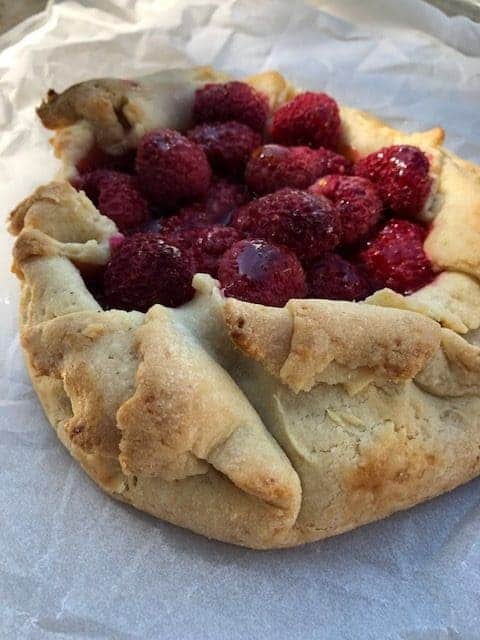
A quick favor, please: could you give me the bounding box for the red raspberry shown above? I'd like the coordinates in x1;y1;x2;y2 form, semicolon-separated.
72;169;117;204
354;145;432;217
164;225;241;278
97;175;150;234
159;179;249;235
134;217;166;235
158;204;205;236
231;188;340;261
135;129;211;209
193;81;269;132
187;121;261;177
309;175;383;246
357;219;435;295
245;144;350;195
203;178;250;224
73;170;150;234
271;92;341;149
218;239;307;307
103;233;195;311
307;254;370;301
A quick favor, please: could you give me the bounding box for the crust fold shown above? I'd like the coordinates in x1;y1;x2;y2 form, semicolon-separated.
117;306;301;516
37;67;228;163
224;298;441;393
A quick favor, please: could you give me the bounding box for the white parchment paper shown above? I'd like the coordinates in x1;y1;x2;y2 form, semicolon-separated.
1;1;480;638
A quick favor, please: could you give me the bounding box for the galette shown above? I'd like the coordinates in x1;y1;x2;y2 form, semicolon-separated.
8;67;480;548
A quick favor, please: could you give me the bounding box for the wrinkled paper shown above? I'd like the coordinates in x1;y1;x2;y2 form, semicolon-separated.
1;1;480;638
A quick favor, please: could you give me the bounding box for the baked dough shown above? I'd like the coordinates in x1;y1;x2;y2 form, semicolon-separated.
8;68;480;548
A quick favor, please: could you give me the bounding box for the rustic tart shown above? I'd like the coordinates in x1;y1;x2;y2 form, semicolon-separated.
8;67;480;548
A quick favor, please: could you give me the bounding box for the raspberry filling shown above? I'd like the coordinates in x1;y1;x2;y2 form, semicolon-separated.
103;233;194;311
355;145;433;218
72;81;437;310
218;239;307;307
193;81;269;132
245;144;351;195
357;219;435;295
307;254;371;301
135;129;211;209
231;188;340;261
187;121;261;177
270;92;341;149
309;175;383;246
162;225;241;279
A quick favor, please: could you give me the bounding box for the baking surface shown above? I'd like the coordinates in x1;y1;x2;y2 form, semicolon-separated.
0;0;46;34
1;1;480;638
1;1;479;35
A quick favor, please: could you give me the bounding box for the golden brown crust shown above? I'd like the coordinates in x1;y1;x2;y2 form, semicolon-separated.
8;68;480;548
425;153;480;279
38;80;138;130
415;328;480;397
367;272;480;334
117;305;301;517
38;67;228;168
10;182;116;274
223;301;292;377
258;380;480;546
9;181;116;243
23;311;142;458
224;298;441;393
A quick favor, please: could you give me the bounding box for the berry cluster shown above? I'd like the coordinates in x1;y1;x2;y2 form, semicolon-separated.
73;79;436;310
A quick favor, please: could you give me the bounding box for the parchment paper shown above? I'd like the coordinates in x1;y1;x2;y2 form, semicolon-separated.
1;1;480;638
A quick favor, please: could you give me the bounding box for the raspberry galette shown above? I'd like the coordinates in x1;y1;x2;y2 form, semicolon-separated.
8;67;480;549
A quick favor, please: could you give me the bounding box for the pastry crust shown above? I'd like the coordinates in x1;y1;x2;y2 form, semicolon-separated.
8;68;480;548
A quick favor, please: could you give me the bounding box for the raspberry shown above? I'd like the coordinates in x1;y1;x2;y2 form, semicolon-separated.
309;175;383;246
159;179;249;235
204;178;249;224
159;204;206;235
135;129;211;209
97;175;150;234
72;169;117;204
307;254;370;301
73;170;150;234
218;239;307;307
245;144;350;195
187;121;261;177
193;81;269;132
354;145;432;217
271;92;341;149
357;219;435;295
231;188;340;261
164;225;241;278
103;233;195;311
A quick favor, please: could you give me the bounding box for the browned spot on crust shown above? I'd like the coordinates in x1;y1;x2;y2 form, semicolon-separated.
345;429;440;500
348;457;388;493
